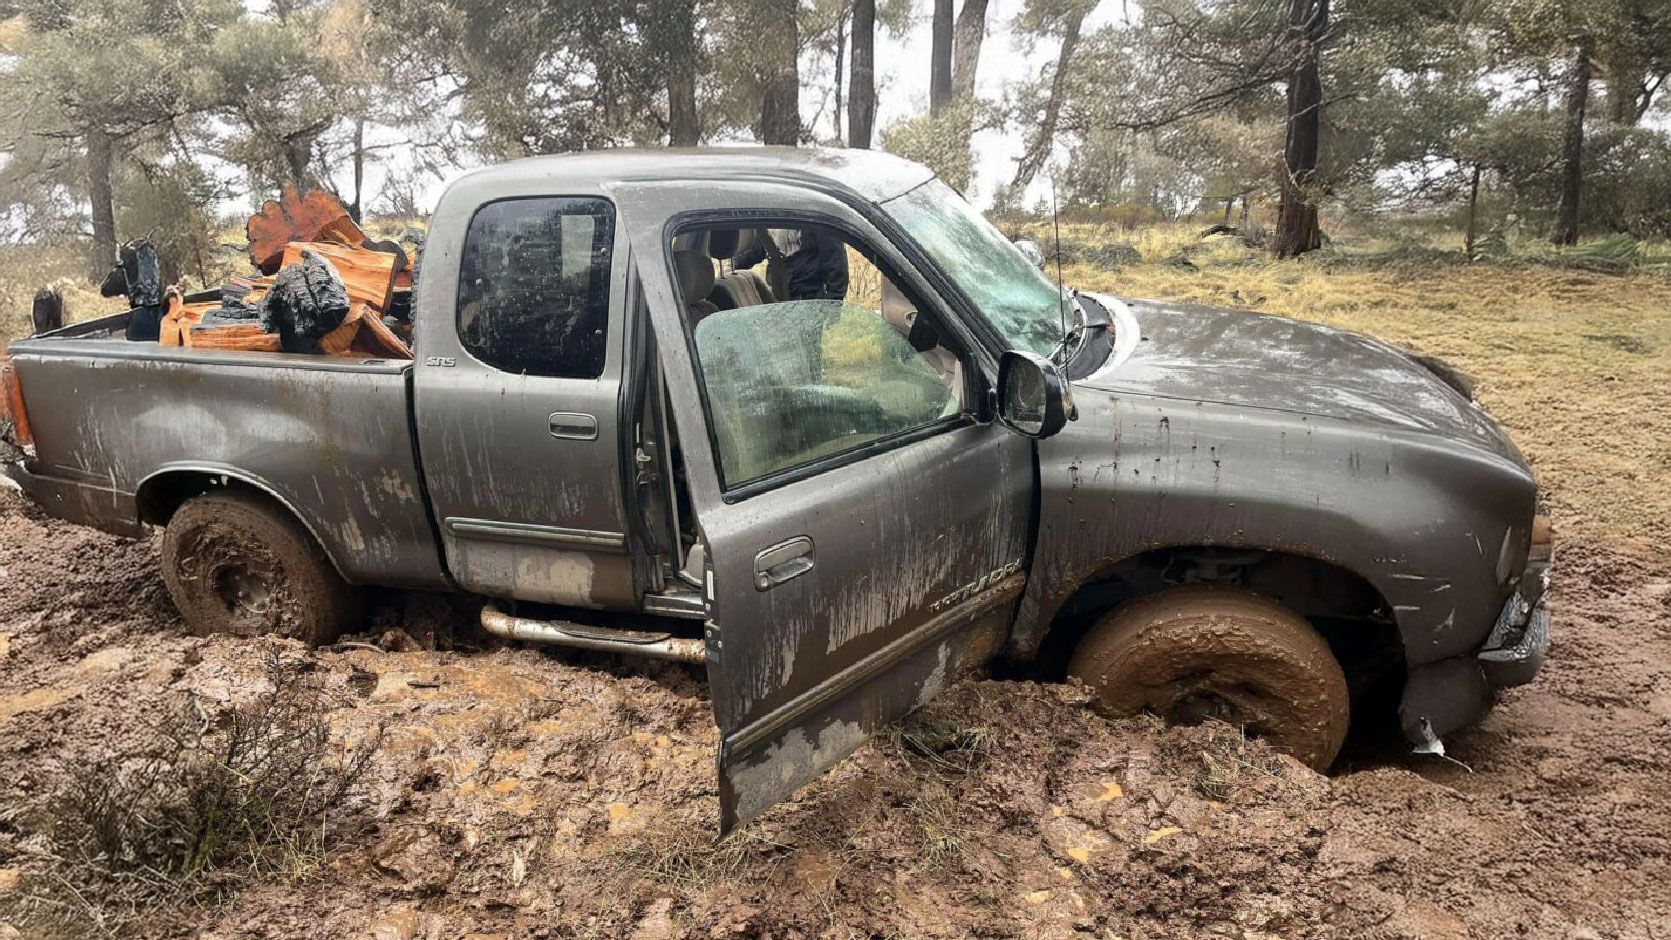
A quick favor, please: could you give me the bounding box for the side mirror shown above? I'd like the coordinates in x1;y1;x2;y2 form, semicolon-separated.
1013;239;1046;270
997;350;1072;439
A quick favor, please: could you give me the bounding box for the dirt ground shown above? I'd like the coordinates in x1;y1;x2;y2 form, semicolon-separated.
2;488;1668;940
3;256;1671;938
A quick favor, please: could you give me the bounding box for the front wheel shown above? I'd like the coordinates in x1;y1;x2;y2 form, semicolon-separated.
160;490;358;646
1067;585;1350;771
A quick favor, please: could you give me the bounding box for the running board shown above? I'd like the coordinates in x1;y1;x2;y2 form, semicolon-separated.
480;604;705;664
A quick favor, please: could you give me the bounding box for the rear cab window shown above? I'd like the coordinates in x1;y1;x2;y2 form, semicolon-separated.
456;197;614;377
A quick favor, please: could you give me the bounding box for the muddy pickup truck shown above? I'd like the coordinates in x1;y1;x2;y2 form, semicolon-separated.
1;149;1550;830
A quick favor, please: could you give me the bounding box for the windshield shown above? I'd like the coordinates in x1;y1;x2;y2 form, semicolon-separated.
881;178;1066;356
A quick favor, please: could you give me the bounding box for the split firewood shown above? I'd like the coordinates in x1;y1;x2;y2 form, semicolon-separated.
353;308;413;359
185;323;282;353
259;249;352;352
316;303;367;356
280;241;398;313
246;187;367;274
156;293;218;347
313;303;414;360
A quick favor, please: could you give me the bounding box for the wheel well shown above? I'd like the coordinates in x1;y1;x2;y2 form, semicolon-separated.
136;472;348;580
1031;547;1407;718
137;471;257;527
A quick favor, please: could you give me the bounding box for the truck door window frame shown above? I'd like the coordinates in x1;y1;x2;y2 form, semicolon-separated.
661;211;980;503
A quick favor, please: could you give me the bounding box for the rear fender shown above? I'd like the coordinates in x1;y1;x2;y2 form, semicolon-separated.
136;465;351;581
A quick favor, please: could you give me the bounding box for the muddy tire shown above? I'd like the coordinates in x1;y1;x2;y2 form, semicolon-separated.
1067;585;1349;771
160;491;357;646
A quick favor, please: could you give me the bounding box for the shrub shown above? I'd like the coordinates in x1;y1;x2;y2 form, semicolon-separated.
0;653;380;937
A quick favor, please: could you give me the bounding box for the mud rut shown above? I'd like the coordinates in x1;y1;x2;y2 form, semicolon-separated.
0;486;1667;939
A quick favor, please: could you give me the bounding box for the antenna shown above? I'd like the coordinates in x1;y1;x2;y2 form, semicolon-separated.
1049;167;1069;339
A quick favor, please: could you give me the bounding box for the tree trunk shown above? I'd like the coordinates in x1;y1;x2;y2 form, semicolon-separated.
1457;163;1483;257
1553;40;1592;247
1275;0;1327;259
665;0;701;146
283;136;312;190
758;0;800;144
848;0;876;148
1007;7;1086;196
86;125;117;276
669;69;700;145
834;11;846;142
930;0;954;115
951;0;988;102
350;117;366;222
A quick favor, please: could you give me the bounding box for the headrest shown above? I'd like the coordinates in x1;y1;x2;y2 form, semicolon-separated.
705;229;739;259
673;249;715;304
879;276;916;334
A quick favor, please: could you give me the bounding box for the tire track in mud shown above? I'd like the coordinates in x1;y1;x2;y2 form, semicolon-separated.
1;488;1667;939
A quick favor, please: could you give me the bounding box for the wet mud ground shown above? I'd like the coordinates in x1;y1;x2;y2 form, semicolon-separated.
1;485;1667;939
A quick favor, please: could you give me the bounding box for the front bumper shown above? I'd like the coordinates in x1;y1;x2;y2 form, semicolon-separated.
1477;577;1550;688
1399;542;1551;751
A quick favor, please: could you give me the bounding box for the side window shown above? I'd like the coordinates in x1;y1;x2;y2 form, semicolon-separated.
457;196;613;378
670;223;966;490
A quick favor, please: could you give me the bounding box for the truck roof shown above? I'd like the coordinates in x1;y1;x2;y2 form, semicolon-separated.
451;146;940;205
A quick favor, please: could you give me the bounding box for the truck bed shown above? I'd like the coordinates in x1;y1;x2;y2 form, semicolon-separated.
5;312;445;589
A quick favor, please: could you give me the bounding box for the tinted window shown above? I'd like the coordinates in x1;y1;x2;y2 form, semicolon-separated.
457;197;613;377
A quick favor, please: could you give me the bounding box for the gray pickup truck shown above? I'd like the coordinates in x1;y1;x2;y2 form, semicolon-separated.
1;149;1549;831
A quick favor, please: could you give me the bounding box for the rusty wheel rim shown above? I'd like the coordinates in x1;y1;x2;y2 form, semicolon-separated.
212;562;274;616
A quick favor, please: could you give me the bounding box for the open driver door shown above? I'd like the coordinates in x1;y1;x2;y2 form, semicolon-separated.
614;179;1035;832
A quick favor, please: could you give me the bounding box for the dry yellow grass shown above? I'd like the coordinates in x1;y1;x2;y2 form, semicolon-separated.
0;245;126;340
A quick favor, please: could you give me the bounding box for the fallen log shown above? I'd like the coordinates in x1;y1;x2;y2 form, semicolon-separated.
246;187;366;274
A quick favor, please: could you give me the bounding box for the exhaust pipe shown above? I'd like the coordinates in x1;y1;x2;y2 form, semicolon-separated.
480;603;705;664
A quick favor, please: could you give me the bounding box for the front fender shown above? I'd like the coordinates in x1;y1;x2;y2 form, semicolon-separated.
1010;390;1538;668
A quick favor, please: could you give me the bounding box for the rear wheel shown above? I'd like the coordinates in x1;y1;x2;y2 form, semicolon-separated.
1067;585;1350;770
160;491;357;646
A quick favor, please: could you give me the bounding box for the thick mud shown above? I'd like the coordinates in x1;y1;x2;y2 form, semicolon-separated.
1;485;1668;938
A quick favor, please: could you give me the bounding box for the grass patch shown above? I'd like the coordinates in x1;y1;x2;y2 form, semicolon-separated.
616;824;781;897
0;653;381;937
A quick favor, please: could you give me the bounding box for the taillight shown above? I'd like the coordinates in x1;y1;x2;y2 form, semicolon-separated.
0;362;32;447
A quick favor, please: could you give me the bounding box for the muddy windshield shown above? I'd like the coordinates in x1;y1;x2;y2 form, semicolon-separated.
881;178;1065;356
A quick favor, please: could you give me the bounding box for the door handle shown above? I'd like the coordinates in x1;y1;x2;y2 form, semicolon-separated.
754;536;814;591
549;412;598;440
